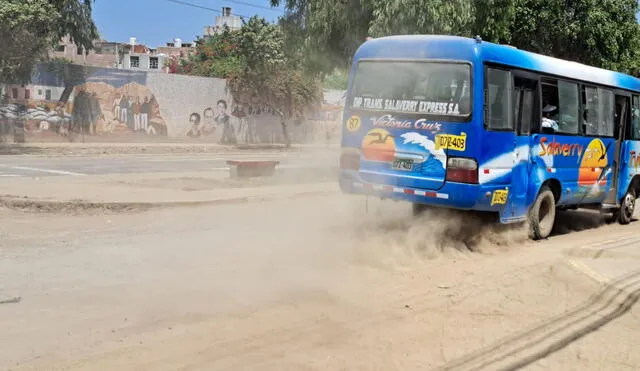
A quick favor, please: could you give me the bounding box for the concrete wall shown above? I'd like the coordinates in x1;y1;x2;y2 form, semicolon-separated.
0;63;342;144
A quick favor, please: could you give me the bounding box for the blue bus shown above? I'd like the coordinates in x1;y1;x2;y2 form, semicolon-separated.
338;34;640;240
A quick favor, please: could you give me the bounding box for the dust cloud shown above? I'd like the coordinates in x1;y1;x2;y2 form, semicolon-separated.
339;196;530;269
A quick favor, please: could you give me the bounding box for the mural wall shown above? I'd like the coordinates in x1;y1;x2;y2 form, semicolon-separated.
0;63;344;144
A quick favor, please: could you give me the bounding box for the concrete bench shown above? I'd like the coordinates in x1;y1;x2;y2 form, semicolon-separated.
226;160;280;178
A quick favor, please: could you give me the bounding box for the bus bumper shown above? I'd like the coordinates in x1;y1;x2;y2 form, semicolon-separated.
339;170;513;213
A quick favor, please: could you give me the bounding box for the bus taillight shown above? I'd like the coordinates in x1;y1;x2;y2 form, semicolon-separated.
340;149;361;170
446;157;478;184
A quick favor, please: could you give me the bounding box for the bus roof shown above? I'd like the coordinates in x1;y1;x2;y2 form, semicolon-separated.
354;35;640;93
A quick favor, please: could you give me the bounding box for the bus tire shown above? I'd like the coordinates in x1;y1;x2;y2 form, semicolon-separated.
528;185;556;240
616;188;636;225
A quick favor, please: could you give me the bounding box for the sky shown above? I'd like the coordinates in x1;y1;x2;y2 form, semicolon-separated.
92;0;286;48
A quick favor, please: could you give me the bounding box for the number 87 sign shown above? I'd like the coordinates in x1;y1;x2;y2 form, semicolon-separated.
346;115;361;132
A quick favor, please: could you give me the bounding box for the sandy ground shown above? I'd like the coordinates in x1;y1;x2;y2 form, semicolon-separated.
1;194;639;370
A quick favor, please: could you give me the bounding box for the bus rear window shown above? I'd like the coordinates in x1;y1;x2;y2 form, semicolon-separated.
349;61;471;118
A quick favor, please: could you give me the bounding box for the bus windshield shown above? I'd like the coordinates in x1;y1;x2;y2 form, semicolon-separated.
349;61;471;118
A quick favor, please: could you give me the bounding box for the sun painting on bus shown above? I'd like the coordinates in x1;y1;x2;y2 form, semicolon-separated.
361;128;396;162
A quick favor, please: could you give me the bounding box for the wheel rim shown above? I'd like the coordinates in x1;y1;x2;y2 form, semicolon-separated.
623;193;635;219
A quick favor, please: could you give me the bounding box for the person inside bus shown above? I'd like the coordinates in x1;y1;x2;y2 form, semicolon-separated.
541;104;560;132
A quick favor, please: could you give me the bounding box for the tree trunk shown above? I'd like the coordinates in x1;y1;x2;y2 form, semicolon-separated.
58;84;73;106
280;117;291;149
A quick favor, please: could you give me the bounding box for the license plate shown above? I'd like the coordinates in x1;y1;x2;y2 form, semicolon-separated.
392;158;414;171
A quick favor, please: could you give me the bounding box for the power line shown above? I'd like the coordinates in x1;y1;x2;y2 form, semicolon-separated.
166;0;252;18
219;0;284;13
166;0;283;18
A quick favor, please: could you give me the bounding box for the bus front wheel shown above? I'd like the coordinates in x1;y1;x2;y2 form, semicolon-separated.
528;186;556;240
615;188;636;225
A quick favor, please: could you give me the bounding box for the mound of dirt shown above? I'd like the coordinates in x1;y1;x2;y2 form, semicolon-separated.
0;196;156;215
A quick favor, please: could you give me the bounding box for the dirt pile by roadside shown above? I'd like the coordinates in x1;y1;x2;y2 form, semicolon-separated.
0;195;157;215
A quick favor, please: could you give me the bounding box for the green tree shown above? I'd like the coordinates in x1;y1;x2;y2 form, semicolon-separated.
472;0;516;43
271;0;640;76
272;0;374;76
0;0;98;83
510;0;640;75
228;17;322;147
178;26;243;77
368;0;472;37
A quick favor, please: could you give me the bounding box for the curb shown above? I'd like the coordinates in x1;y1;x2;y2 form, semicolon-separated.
0;188;339;213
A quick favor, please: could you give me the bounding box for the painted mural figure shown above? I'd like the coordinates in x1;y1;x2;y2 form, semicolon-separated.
89;92;102;135
186;112;201;137
200;107;217;136
216;99;236;144
113;94;120;122
119;95;128;123
127;96;134;130
141;97;149;132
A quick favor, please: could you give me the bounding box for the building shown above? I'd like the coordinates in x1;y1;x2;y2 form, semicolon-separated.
49;34;200;73
156;38;196;59
50;35;128;69
120;37;167;71
204;7;242;36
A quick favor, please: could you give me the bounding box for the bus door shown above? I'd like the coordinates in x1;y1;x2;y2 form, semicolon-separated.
603;93;630;206
509;72;539;219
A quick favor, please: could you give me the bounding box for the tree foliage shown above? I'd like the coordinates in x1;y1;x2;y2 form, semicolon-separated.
511;0;640;75
271;0;640;76
178;16;322;147
0;0;98;83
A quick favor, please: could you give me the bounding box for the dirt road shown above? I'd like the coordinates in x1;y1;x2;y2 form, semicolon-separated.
1;194;639;370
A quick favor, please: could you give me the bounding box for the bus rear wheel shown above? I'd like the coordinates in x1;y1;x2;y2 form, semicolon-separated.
528;186;556;240
615;188;636;225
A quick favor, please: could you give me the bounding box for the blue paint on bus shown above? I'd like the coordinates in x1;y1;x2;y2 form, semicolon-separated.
339;35;640;235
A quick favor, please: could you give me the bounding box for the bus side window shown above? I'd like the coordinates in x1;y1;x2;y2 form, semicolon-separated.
540;79;579;135
513;76;537;135
582;86;614;137
485;67;512;130
631;95;640;140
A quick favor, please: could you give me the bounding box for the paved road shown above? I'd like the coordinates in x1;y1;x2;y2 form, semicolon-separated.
1;195;639;370
0;150;339;177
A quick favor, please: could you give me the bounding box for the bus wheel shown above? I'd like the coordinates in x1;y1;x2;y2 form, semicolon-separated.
616;188;636;225
528;186;556;240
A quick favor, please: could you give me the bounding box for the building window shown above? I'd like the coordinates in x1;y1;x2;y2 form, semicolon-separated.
150;57;159;69
56;45;65;52
12;88;18;99
38;89;43;96
485;67;512;130
77;47;84;55
130;56;140;68
45;89;52;101
24;89;30;99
